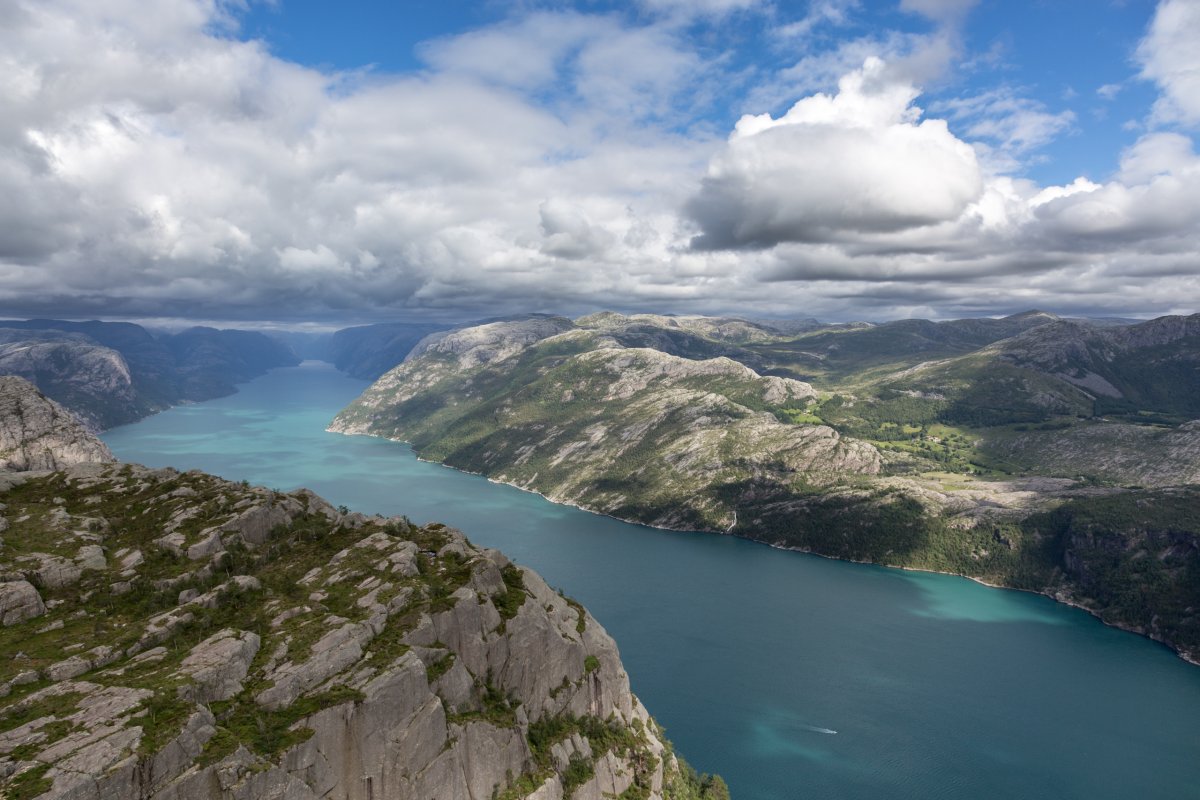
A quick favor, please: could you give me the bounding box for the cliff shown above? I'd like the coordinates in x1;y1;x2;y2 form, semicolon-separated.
0;321;300;430
0;464;723;800
0;331;143;432
0;377;114;471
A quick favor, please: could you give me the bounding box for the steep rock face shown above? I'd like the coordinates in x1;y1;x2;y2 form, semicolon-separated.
0;331;140;431
326;322;449;380
332;319;879;533
0;321;300;430
0;377;115;471
0;465;710;800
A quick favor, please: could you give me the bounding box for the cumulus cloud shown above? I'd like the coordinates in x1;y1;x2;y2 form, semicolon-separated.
687;58;983;248
0;0;1196;325
1138;0;1200;126
0;0;718;321
1033;133;1200;243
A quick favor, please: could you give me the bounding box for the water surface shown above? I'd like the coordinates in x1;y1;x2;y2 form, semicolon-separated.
104;362;1200;800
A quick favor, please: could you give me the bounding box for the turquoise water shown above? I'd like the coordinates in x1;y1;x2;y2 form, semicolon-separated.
103;362;1200;800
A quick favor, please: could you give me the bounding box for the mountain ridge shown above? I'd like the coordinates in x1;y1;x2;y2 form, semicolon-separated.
330;311;1200;665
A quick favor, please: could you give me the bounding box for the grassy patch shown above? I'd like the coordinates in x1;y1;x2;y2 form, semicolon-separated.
493;565;527;621
3;763;52;800
426;652;456;682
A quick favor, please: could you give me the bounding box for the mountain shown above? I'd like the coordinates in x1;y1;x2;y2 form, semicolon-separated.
327;322;451;380
739;310;1065;385
0;463;725;800
0;330;145;430
986;313;1200;418
164;327;302;400
331;317;879;532
331;311;1200;664
0;376;114;471
0;321;301;429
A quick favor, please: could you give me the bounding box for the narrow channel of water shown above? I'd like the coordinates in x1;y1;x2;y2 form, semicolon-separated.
103;362;1200;800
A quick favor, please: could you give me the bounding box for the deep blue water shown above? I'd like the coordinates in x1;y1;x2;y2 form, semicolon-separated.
103;362;1200;800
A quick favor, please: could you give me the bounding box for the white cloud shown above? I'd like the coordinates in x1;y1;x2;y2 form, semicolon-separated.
933;89;1076;173
1138;0;1200;126
899;0;979;22
687;58;983;247
1034;132;1200;241
0;0;1197;325
775;0;861;39
639;0;766;19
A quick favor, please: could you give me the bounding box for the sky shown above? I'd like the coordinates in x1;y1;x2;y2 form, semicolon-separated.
0;0;1198;326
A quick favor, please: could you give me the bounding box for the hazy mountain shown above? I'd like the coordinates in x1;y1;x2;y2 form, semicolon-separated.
0;320;300;429
327;322;452;380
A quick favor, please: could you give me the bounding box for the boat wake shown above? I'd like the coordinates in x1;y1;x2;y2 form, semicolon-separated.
802;725;838;735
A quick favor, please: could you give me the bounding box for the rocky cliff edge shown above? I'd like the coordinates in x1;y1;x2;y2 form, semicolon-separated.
0;377;115;472
0;464;721;800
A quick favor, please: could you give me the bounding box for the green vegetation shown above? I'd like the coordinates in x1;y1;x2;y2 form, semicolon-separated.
447;674;520;729
561;753;595;795
426;651;456;682
1022;488;1200;648
5;763;52;800
201;686;366;765
493;564;528;620
136;692;197;755
663;760;730;800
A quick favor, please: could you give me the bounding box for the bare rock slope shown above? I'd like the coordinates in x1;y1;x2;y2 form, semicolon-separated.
332;318;879;532
0;464;722;800
0;376;115;471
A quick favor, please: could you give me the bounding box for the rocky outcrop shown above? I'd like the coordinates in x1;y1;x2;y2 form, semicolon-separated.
0;330;140;431
0;465;711;800
0;320;300;429
407;317;576;368
0;579;45;626
0;376;115;471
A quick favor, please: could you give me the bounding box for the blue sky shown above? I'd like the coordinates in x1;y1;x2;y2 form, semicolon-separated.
237;0;1162;186
0;0;1197;323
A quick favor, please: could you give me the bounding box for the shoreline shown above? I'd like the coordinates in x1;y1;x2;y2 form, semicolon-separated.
328;424;1199;669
